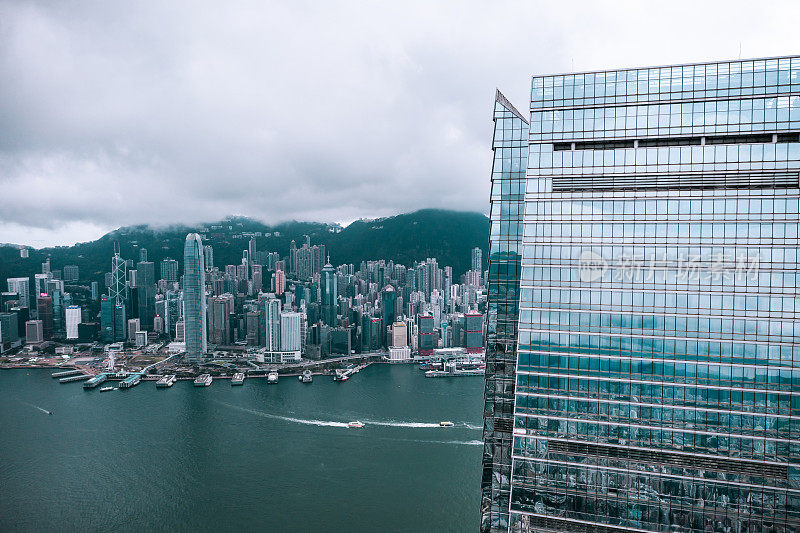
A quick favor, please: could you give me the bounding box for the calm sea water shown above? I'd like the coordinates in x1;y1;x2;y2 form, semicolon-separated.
0;364;482;532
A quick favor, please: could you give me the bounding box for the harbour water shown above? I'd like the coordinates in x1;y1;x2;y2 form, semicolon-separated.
0;364;482;532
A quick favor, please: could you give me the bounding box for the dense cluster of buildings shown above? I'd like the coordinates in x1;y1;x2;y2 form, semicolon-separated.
2;233;487;365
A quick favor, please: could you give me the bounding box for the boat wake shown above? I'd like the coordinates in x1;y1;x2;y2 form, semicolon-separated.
22;401;51;415
363;420;441;428
216;401;348;427
215;401;480;435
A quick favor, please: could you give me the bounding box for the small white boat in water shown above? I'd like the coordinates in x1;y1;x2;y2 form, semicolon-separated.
439;421;455;427
348;421;365;428
99;386;114;392
267;371;278;384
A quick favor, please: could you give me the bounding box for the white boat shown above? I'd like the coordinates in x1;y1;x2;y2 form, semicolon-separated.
231;372;245;385
194;374;212;387
439;421;455;427
267;371;278;384
99;386;114;392
347;421;365;428
299;370;312;383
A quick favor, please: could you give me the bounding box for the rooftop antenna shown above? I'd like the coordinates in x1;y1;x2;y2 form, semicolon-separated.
739;42;742;60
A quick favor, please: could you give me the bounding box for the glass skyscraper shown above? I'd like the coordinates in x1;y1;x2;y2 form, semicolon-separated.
183;233;207;362
482;89;529;531
483;57;800;532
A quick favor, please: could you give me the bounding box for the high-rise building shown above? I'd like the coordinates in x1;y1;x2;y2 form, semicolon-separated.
248;237;257;267
160;258;179;282
380;286;396;346
36;294;53;340
463;311;483;353
25;320;43;344
62;265;79;282
184;234;207;362
100;297;114;342
391;321;407;348
245;310;261;346
65;305;81;339
208;294;234;345
34;273;49;299
6;277;30;309
279;311;302;352
0;312;20;352
480;88;529;532
91;281;99;301
127;318;140;342
110;243;127;307
136;261;155;329
485;57;800;533
203;245;214;271
274;269;286;296
320;262;337;327
417;314;434;355
264;298;282;351
471;247;483;277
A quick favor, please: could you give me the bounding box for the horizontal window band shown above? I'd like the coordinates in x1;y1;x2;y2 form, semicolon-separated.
551;171;800;191
545;437;790;479
511;454;800;494
516;370;795;396
553;132;800;152
508;511;654;533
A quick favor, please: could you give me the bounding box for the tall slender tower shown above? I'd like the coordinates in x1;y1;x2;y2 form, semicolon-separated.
320;261;337;327
110;242;128;307
183;233;207;362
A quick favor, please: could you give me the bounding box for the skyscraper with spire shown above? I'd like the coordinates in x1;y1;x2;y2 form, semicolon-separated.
320;260;337;327
183;233;207;362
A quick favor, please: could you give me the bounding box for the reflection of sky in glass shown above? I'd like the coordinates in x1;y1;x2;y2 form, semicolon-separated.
506;57;800;533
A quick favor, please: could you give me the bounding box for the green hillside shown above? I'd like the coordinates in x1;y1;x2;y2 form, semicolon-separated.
0;209;489;287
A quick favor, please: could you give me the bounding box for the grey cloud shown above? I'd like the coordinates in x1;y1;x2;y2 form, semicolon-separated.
0;0;797;246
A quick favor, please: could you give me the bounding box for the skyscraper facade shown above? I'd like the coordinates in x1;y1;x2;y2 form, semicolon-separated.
36;294;54;340
321;262;337;327
160;258;179;282
136;260;155;329
264;298;282;351
472;246;483;275
65;305;81;339
110;245;127;307
486;57;800;532
481;90;529;532
183;233;207;362
6;277;30;309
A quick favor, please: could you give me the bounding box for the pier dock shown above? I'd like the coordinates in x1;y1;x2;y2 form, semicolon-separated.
52;369;83;378
83;373;109;388
59;374;91;383
119;373;143;388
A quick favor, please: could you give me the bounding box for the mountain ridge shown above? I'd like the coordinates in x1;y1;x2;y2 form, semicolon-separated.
0;209;489;284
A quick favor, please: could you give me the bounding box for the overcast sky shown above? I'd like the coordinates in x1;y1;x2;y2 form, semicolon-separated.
0;1;797;247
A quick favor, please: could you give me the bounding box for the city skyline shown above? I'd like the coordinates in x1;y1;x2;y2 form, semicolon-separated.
1;1;798;247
